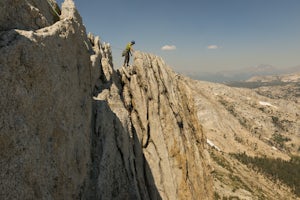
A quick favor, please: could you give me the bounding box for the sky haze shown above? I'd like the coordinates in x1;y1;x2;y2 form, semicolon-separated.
56;0;300;73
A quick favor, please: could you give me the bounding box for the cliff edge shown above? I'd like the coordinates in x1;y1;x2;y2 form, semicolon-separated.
0;0;213;199
90;51;213;199
1;0;100;199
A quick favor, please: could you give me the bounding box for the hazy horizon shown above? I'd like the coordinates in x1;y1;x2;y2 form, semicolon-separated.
56;0;300;73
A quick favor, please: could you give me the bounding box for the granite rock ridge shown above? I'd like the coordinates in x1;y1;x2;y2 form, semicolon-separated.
1;0;100;199
0;0;213;199
90;51;213;199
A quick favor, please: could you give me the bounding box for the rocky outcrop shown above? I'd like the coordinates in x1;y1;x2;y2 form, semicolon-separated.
1;0;213;199
246;72;300;103
123;53;213;199
90;51;213;199
190;80;299;157
188;79;300;199
0;0;60;31
0;0;99;199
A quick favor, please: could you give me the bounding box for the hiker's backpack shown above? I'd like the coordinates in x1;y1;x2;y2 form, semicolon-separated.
122;50;127;57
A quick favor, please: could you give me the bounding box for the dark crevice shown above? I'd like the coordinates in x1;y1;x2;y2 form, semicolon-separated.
83;100;103;199
113;117;131;183
143;104;150;148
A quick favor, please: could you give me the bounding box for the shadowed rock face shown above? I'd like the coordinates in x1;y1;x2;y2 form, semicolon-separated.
0;0;213;199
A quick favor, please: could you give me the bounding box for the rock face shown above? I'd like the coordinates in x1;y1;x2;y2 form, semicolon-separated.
0;0;60;31
188;78;300;199
0;0;99;199
1;0;213;199
3;0;298;199
191;80;299;157
90;52;213;199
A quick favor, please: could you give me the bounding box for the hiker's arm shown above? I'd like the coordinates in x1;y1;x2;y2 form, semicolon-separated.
130;47;134;55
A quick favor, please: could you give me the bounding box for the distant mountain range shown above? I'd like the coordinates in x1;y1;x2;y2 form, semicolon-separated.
246;72;300;83
185;65;300;83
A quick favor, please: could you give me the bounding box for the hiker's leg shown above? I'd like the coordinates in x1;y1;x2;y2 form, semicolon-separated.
125;52;130;66
124;53;129;66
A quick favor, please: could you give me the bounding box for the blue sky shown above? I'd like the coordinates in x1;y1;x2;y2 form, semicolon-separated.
56;0;300;73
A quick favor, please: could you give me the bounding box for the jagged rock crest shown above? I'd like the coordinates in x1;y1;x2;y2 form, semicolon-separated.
0;1;213;199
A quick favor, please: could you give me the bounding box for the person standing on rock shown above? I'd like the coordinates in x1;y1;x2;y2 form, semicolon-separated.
122;40;135;67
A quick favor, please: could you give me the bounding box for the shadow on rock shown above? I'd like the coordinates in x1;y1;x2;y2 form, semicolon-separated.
82;99;162;200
